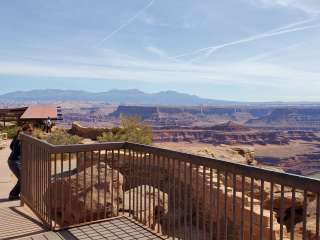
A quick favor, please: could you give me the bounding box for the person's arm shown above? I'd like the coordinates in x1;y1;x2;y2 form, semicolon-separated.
10;136;17;151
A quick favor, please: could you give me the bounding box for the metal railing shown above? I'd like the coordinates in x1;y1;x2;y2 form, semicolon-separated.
20;134;320;240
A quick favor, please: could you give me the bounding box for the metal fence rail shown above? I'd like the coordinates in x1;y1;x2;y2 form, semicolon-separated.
20;134;320;240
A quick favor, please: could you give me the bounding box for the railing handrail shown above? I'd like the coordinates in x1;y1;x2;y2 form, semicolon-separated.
20;133;126;152
20;133;320;192
125;142;320;192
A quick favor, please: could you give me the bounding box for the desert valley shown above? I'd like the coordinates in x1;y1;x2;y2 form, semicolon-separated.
64;104;320;178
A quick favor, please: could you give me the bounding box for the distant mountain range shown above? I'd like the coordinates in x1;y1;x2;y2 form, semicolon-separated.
0;89;235;105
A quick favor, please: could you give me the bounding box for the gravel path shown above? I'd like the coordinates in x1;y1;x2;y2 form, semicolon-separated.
0;140;14;200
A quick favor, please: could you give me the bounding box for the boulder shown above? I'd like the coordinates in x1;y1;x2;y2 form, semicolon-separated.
69;122;108;140
46;160;124;226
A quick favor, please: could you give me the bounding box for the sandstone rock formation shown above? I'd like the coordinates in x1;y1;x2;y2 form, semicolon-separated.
46;160;124;226
69;122;108;140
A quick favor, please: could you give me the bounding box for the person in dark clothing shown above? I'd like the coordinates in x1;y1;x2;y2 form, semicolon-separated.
46;117;52;133
8;124;33;200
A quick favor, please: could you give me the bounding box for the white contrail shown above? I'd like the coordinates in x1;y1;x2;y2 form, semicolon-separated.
205;23;320;56
98;0;155;46
173;19;320;60
267;17;317;33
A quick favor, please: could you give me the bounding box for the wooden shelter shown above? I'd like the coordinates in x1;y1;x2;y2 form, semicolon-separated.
20;105;58;121
0;107;27;126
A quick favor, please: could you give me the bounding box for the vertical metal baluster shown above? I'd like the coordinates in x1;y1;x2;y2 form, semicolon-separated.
90;151;94;221
241;175;245;240
250;177;254;240
117;149;120;217
33;144;36;213
111;150;114;217
303;190;308;240
141;152;144;223
123;149;126;216
280;185;285;240
168;157;171;236
68;152;71;224
38;147;41;219
210;168;213;240
148;153;151;227
270;182;274;240
290;188;296;240
201;166;206;240
97;150;101;219
35;145;38;214
316;192;319;240
232;173;237;240
128;149;132;217
47;150;52;228
225;172;229;240
260;180;264;240
173;158;176;238
189;162;193;240
38;146;41;218
184;160;188;240
152;153;156;230
196;165;199;240
154;154;159;232
152;154;157;230
43;148;46;220
217;170;221;240
178;160;182;239
162;156;165;235
40;148;43;218
104;150;108;218
83;152;87;222
144;153;147;224
61;153;64;228
132;151;136;219
137;152;140;220
76;152;79;224
54;153;57;229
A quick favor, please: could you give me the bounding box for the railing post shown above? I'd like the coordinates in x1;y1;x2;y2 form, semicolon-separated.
20;136;25;207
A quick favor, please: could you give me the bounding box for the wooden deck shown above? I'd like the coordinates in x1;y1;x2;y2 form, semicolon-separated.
60;217;164;240
0;201;164;240
0;200;62;240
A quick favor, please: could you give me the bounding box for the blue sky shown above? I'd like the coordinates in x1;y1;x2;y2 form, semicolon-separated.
0;0;320;101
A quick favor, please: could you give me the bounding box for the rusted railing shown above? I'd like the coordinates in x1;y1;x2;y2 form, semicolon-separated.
20;134;320;239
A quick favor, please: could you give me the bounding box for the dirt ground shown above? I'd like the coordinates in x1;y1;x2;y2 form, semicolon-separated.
0;140;15;200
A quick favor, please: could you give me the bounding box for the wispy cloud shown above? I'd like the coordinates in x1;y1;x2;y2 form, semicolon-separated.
172;20;320;61
97;0;155;46
145;46;167;58
249;0;320;15
243;41;306;62
1;52;320;91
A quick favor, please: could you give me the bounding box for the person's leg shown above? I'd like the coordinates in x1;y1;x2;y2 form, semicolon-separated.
8;160;21;199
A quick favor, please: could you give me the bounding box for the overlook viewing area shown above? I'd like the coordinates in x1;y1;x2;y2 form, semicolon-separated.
0;133;319;239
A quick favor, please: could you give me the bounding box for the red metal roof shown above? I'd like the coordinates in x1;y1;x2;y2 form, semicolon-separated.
20;105;58;120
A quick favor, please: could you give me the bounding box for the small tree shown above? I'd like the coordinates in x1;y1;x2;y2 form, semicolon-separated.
97;116;152;145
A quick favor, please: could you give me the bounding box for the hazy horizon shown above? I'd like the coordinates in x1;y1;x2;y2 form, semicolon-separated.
1;1;320;101
2;88;320;104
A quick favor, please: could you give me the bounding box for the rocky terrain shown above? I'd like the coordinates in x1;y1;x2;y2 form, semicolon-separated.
153;128;320;145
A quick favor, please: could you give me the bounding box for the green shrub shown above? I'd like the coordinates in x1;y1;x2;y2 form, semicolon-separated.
46;129;83;145
32;128;48;140
0;125;20;139
97;116;152;145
